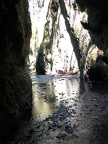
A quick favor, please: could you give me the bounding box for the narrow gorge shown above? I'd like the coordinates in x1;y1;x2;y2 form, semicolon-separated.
1;0;108;143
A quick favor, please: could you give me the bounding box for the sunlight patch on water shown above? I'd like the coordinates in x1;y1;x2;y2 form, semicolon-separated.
32;75;80;121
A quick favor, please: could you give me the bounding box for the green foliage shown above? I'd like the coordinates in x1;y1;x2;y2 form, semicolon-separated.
36;45;46;74
51;0;59;13
75;5;81;12
32;28;38;40
58;48;61;54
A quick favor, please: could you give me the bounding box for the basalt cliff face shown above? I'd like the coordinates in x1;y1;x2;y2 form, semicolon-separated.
0;0;32;141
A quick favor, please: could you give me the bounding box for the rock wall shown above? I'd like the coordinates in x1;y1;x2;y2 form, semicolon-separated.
35;0;94;77
76;0;108;81
0;0;32;142
35;0;108;81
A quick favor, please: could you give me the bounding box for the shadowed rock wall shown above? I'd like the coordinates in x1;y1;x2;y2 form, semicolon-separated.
0;0;32;141
76;0;108;81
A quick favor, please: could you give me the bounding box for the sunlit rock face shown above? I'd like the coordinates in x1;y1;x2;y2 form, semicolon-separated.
36;0;82;75
34;0;99;76
28;0;50;73
0;0;32;141
34;0;108;80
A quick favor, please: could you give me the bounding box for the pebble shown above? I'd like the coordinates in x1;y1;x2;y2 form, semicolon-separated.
105;107;108;110
65;124;73;134
56;133;67;139
9;76;108;144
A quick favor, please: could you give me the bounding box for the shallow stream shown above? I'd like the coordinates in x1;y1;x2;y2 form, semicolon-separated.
9;75;108;144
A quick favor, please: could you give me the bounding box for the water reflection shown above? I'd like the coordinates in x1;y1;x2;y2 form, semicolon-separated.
32;75;80;121
32;75;108;122
10;75;108;144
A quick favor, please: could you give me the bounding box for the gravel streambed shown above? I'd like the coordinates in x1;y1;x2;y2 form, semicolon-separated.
8;75;108;144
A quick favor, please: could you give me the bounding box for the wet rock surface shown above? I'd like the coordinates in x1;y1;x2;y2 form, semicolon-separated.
8;75;108;144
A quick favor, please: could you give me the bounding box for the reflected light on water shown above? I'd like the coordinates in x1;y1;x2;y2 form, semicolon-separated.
32;76;80;121
9;75;108;144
